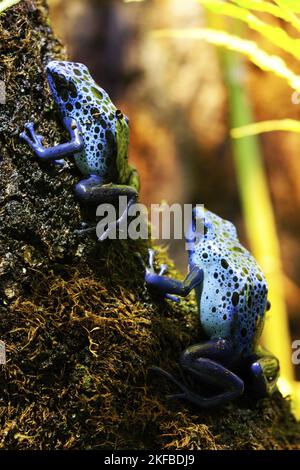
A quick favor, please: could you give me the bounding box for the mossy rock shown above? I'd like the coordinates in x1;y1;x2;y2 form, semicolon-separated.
0;0;299;450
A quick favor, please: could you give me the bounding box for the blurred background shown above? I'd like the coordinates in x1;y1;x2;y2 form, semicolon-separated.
47;0;300;385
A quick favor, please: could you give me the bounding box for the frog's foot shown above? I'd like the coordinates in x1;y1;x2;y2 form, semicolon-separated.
74;221;96;236
150;366;192;401
20;117;83;161
146;249;167;275
20;122;44;149
249;353;280;398
145;249;204;303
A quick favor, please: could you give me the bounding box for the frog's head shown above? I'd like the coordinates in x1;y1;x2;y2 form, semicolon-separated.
192;208;238;243
205;211;238;242
46;61;90;112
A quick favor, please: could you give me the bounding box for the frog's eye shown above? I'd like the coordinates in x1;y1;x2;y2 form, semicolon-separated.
116;109;124;120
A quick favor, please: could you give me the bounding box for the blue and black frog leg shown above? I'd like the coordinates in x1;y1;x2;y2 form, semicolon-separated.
20;117;84;163
152;339;245;409
145;249;204;302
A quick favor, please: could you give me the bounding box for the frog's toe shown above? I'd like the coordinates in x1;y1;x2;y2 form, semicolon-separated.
23;122;42;145
20;131;30;143
249;356;279;397
147;248;156;272
24;122;35;134
159;264;168;276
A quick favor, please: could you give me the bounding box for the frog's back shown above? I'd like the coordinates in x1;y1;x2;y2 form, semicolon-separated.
50;62;119;179
190;210;267;357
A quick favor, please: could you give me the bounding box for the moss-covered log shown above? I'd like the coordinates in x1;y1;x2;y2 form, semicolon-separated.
0;0;299;450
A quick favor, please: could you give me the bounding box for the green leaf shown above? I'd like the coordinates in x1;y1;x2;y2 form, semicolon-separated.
274;0;300;13
153;28;300;91
231;0;300;31
0;0;20;14
231;118;300;138
196;0;300;60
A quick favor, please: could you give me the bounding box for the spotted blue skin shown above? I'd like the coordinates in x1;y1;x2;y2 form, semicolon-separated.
46;61;132;182
189;208;267;357
146;209;279;408
20;61;140;239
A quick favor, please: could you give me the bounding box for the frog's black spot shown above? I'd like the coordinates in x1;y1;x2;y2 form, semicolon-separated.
83;109;88;115
82;86;89;93
94;126;100;133
223;314;227;320
66;103;73;112
247;296;252;308
213;272;218;279
231;292;239;306
256;273;263;281
59;88;68;101
100;119;107;129
229;269;233;274
74;68;82;77
97;143;103;151
109;113;115;121
66;82;77;99
216;289;219;293
241;328;247;337
202;253;208;259
91;107;101;119
212;307;216;313
75;102;81;109
221;258;228;269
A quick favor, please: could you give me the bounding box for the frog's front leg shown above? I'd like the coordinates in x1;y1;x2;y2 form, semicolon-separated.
152;339;244;409
20;117;84;161
145;249;204;302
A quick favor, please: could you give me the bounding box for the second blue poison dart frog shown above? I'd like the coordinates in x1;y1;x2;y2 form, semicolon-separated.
145;208;279;408
20;61;140;240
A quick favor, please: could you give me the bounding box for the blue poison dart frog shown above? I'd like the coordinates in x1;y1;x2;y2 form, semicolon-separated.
20;61;140;240
145;207;279;408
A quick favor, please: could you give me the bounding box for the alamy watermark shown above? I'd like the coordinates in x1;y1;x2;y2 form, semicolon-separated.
95;198;204;249
0;81;6;105
292;340;300;365
0;341;6;365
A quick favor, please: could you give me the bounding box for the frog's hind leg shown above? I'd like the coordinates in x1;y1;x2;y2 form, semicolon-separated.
75;177;138;239
152;339;244;409
248;347;280;397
